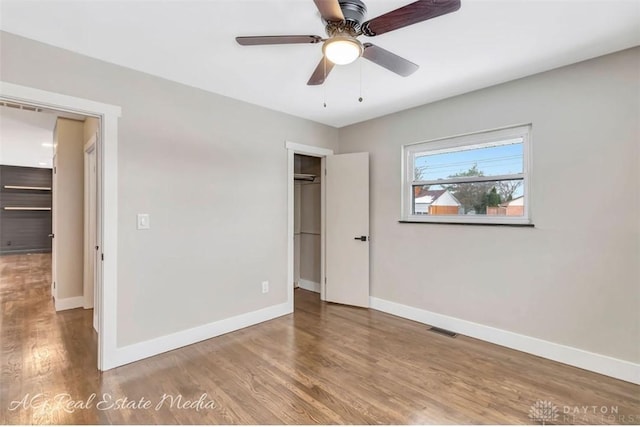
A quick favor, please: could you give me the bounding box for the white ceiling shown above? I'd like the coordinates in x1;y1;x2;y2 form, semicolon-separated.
1;0;638;128
0;106;57;168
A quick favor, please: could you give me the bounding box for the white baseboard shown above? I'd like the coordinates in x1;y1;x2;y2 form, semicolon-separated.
370;297;640;385
55;296;85;311
298;279;321;293
113;302;291;368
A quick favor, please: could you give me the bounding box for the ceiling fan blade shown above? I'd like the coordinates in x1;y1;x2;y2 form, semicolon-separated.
307;56;335;85
362;43;418;77
361;0;460;37
313;0;345;22
236;35;323;46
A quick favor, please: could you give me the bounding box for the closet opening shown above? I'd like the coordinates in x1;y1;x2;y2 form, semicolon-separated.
293;154;322;307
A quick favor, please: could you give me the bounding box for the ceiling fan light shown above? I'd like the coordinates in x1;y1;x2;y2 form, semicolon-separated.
323;37;362;65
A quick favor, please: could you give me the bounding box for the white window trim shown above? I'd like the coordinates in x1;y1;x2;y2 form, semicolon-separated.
401;124;532;225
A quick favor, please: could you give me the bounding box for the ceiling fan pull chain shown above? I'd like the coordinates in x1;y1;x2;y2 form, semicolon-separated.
358;59;364;103
323;56;328;108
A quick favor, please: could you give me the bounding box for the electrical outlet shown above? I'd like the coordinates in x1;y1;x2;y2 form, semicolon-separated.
261;281;269;294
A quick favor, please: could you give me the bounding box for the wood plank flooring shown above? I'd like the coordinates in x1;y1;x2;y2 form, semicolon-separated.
1;253;638;424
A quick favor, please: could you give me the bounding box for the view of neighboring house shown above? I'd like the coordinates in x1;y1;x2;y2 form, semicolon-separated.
486;196;524;216
414;188;462;215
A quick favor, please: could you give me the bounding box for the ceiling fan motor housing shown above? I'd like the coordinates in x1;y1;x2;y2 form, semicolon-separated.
339;0;367;25
325;0;367;36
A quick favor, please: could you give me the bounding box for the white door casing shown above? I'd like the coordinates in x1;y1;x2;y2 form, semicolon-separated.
325;152;370;308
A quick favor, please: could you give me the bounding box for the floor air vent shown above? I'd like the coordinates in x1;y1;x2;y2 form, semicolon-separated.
429;326;457;337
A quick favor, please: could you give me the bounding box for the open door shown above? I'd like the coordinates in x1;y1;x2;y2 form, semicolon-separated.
325;152;369;307
90;145;98;332
84;136;98;331
51;154;57;299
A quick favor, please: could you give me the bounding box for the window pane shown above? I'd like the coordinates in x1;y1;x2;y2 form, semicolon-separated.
412;179;524;216
414;140;523;181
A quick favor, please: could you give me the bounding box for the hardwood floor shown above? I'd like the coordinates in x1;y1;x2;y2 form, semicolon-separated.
1;253;638;424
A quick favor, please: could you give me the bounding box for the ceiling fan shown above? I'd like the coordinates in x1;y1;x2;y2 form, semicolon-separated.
236;0;461;85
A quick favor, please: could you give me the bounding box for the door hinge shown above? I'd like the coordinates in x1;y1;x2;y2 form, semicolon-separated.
53;282;56;289
101;253;104;261
325;169;327;176
53;166;56;174
324;277;327;284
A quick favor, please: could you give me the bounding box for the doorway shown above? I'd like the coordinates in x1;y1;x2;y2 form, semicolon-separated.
294;154;322;298
0;102;100;355
286;141;371;311
286;142;332;311
1;82;120;370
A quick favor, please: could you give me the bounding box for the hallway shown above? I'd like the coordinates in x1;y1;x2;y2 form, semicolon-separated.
0;253;97;423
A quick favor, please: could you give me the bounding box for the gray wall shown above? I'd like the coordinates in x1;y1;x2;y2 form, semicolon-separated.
0;31;338;347
338;47;640;363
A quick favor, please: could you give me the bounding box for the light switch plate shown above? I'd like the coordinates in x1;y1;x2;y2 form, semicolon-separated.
137;213;150;230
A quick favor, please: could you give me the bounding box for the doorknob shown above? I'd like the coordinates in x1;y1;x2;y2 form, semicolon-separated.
354;236;368;242
48;234;54;238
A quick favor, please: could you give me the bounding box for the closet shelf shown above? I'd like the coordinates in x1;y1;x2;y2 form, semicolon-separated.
4;185;52;191
4;207;51;211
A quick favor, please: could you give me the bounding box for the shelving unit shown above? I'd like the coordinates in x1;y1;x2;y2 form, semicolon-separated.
0;165;53;254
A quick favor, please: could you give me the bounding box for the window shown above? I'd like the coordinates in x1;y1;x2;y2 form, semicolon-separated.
402;125;531;225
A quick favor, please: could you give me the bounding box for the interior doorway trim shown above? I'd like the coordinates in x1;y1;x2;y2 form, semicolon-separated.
285;141;333;311
0;81;121;371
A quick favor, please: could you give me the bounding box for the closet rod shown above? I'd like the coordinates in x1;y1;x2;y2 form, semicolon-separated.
294;173;316;182
3;207;51;211
4;185;51;191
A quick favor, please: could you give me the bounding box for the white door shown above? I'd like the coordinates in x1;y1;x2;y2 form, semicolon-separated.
83;136;99;332
325;152;369;307
83;141;97;312
90;147;98;332
51;154;57;299
84;145;93;310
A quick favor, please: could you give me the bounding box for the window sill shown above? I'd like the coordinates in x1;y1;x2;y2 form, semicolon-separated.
398;220;535;227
